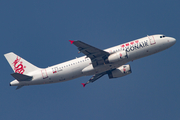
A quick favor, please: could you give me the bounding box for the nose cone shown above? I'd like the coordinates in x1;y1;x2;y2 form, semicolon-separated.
168;37;176;47
170;37;176;45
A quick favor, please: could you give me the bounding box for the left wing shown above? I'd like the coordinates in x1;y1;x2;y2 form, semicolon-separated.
81;72;107;87
69;40;110;67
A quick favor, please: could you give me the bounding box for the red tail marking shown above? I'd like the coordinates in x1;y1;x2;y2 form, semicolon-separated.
69;40;75;44
81;83;86;87
12;56;26;74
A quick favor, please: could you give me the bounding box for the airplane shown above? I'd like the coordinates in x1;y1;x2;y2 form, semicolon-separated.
4;34;176;89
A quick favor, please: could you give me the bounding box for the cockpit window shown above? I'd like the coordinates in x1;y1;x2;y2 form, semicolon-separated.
160;35;166;38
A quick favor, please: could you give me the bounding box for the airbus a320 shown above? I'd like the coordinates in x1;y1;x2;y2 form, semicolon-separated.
4;34;176;89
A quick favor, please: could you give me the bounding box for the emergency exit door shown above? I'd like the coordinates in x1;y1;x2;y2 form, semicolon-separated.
148;36;156;45
41;69;48;79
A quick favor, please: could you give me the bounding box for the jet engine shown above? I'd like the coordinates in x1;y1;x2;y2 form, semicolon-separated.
108;64;132;79
105;51;128;64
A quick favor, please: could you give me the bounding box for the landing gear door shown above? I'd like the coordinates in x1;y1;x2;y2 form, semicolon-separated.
41;69;48;79
148;36;156;45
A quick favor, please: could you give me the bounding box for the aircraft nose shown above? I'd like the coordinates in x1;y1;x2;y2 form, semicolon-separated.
172;37;176;44
170;37;176;46
168;37;176;46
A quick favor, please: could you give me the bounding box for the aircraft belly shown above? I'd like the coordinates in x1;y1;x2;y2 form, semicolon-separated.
49;65;84;82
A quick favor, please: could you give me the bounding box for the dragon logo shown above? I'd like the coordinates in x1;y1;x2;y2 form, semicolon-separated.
12;56;26;74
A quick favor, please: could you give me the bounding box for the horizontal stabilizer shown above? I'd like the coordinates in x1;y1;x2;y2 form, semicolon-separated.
11;73;33;81
16;86;23;90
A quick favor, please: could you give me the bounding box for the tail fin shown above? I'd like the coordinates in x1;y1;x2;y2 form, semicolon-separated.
4;52;40;74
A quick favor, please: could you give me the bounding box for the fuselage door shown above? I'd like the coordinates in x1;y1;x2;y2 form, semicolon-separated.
41;69;48;79
148;35;156;45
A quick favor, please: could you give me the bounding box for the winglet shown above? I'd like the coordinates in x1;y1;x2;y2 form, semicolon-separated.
69;40;75;44
81;83;86;87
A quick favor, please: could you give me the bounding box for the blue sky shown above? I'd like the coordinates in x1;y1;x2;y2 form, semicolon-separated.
1;0;180;120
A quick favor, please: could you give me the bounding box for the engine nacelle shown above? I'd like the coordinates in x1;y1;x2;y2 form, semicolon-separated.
108;64;132;79
105;51;128;63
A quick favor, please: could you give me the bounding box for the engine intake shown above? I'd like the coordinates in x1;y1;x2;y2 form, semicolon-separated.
108;64;132;79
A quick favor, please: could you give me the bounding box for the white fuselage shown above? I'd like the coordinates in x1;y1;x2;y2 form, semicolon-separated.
10;34;176;86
